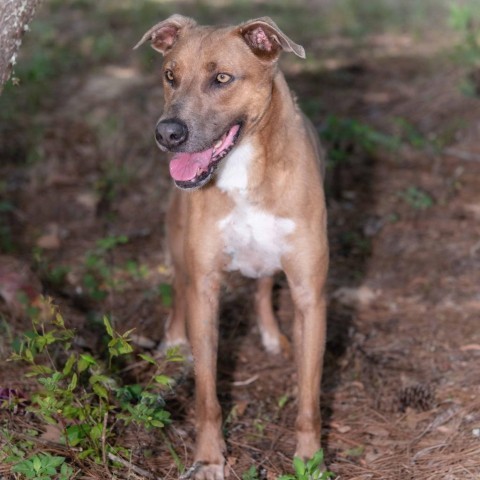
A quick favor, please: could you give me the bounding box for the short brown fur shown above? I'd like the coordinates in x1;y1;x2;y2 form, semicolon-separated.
137;15;329;480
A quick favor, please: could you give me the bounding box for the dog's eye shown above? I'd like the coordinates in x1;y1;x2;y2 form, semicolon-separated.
215;73;233;84
165;69;175;83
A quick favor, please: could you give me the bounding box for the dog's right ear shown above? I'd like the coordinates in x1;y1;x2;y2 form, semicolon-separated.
134;15;196;54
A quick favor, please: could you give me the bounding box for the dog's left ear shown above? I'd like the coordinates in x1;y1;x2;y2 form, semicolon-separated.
238;17;305;61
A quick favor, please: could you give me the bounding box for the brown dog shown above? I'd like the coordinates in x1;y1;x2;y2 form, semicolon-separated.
136;15;329;480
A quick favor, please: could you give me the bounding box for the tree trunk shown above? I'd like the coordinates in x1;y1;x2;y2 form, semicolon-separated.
0;0;42;94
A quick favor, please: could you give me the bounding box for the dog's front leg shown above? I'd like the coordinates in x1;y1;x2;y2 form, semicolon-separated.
186;271;226;480
285;252;328;461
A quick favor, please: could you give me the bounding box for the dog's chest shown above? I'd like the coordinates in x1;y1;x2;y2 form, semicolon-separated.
218;201;295;278
216;141;295;278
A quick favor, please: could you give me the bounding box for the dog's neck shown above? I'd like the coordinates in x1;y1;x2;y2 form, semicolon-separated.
216;71;298;194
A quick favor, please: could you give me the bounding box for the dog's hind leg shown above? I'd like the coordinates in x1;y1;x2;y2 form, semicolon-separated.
255;276;291;356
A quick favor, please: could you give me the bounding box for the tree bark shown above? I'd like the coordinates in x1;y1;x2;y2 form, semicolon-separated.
0;0;42;94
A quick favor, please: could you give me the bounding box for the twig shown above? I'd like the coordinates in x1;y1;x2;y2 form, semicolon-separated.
101;412;111;478
232;374;259;387
443;148;480;162
107;452;160;480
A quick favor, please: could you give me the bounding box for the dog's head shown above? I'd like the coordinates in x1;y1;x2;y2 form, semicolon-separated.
135;15;305;190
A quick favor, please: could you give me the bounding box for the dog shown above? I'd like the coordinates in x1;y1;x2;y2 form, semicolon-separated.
135;15;329;480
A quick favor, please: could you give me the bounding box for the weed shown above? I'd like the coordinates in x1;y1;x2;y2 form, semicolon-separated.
82;234;129;300
277;394;289;409
400;186;434;210
449;3;480;66
158;283;173;308
124;260;149;280
279;450;334;480
449;3;480;95
12;453;74;480
32;248;70;289
253;418;266;435
242;465;260;480
320;115;398;168
393;118;429;149
7;298;180;474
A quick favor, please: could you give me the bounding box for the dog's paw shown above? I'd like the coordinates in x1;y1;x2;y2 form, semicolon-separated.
180;462;225;480
261;331;292;358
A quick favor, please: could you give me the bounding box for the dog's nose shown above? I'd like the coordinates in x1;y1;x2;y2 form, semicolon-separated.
155;119;188;149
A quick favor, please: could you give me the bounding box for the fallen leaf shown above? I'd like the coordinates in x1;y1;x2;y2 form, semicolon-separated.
365;425;390;437
40;424;62;443
331;421;352;434
332;286;379;307
130;334;156;349
36;233;61;250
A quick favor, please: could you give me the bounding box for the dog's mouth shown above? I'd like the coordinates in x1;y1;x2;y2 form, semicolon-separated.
169;124;241;190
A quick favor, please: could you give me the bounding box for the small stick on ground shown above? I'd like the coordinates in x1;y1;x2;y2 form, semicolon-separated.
107;452;160;480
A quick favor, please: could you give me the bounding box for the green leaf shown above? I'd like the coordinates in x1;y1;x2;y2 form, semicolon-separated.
310;449;324;469
26;365;54;376
158;283;173;307
12;462;33;475
108;337;133;356
293;456;306;477
63;354;76;375
165;346;185;362
89;374;110;385
32;455;42;472
67;373;78;391
65;424;90;446
138;353;157;365
53;313;65;328
103;316;114;337
24;348;34;363
78;353;96;372
78;448;94;460
93;383;109;400
154;375;173;386
121;327;136;339
90;422;104;441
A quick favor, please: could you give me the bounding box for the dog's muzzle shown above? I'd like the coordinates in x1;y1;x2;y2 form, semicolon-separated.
155;118;188;150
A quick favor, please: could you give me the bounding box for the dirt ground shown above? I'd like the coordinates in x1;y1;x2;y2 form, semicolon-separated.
1;1;480;479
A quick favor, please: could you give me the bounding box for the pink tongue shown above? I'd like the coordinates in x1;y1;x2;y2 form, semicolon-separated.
169;147;214;182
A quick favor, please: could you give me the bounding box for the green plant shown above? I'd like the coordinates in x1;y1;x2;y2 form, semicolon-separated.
82;234;129;300
158;283;173;308
278;450;334;480
400;186;434;210
320;115;398;168
8;298;179;472
242;465;260;480
449;3;480;65
12;453;73;480
449;4;480;96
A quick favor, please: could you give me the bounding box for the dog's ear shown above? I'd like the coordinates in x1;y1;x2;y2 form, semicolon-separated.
134;14;196;54
238;17;305;61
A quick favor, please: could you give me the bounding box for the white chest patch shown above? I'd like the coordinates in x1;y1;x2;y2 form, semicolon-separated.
216;140;296;278
216;141;254;192
218;201;295;278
